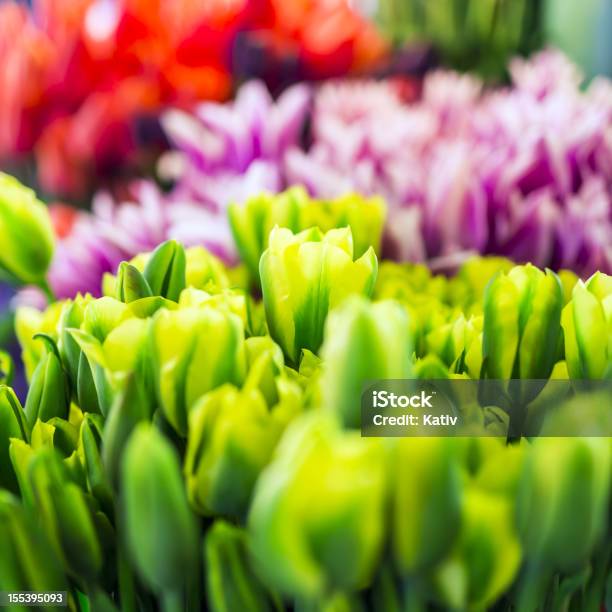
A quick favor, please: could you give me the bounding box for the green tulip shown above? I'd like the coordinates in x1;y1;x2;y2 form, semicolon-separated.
435;489;522;611
517;437;610;573
30;417;79;457
248;413;386;598
143;239;186;301
229;189;305;281
302;192;386;258
24;335;70;429
79;413;113;516
205;521;282;612
0;350;13;385
121;423;199;595
0;385;29;492
320;297;412;428
102;374;154;488
260;226;378;365
561;272;612;379
28;447;104;583
116;262;153;303
15;302;64;380
483;264;563;380
185;245;230;291
184;385;288;519
425;313;483;375
0;490;69;594
152;306;246;436
0;173;54;285
229;187;386;284
392;438;463;575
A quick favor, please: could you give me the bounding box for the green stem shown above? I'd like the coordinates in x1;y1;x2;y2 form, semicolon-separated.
38;278;56;303
162;589;183;612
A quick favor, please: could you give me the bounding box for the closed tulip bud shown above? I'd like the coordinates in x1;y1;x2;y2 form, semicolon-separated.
116;262;153;303
143;239;186;301
260;226;378;365
57;295;93;403
320;297;412;428
15;302;64;380
28;448;103;582
392;438;463;575
205;521;282;612
229;189;304;282
561;272;612;379
0;350;13;385
248;413;386;598
185;246;230;291
0;173;55;285
79;413;113;516
121;423;199;594
102;375;154;488
0;490;69;593
425;313;482;375
435;490;522;611
152;306;246;436
184;385;286;520
517;437;610;573
24;335;70;429
301;192;386;258
483;264;563;381
0;386;29;492
30;417;78;457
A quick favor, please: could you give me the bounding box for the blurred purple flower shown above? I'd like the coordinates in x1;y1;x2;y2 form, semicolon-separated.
159;80;311;208
47;80;312;298
286;49;612;275
48;182;233;298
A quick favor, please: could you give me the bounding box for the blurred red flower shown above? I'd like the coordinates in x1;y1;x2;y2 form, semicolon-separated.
0;0;385;199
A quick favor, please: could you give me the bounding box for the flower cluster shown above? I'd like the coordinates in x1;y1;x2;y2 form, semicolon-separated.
0;0;384;198
287;49;612;275
3;195;611;608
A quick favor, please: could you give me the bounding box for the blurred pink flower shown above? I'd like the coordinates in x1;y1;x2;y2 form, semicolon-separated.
286;49;612;274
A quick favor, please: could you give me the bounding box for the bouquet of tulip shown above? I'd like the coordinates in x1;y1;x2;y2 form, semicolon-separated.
1;174;611;611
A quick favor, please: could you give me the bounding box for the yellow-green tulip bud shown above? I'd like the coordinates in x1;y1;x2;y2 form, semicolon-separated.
517;437;610;573
483;264;563;381
435;489;522;611
121;423;199;594
0;173;54;285
185;245;230;291
116;262;153;303
0;350;13;386
184;385;286;519
15;302;63;380
425;313;482;375
301;192;386;258
0;385;29;492
0;490;69;594
143;239;186;301
229;189;304;281
320;297;412;428
392;438;463;574
248;413;386;598
79;413;113;516
28;448;104;582
205;521;282;612
230;187;386;284
102;374;154;488
152;306;246;436
260;226;378;365
24;335;70;429
561;272;612;379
